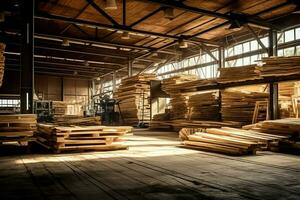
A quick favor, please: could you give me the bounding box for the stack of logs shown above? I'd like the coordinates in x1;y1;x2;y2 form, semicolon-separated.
0;43;6;87
114;74;157;125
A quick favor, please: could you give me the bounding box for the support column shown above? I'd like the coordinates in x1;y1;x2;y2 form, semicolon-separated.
60;77;64;101
268;29;278;120
112;72;116;92
128;59;133;77
218;46;225;69
20;0;34;113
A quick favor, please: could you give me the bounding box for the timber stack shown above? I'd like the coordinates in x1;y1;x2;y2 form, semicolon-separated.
187;91;220;121
256;56;300;77
243;118;300;152
0;114;36;146
114;74;157;125
53;115;101;126
0;43;6;87
35;124;132;153
182;127;289;156
217;65;259;83
161;75;198;120
221;89;269;125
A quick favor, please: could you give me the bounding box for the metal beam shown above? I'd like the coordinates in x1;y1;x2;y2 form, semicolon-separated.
128;59;133;77
86;0;119;26
20;0;34;114
247;25;268;53
35;13;220;46
146;0;277;29
129;7;164;27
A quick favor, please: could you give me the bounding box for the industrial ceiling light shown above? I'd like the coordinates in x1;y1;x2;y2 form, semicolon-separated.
61;39;70;46
105;0;117;10
121;31;130;39
228;20;242;30
178;39;188;49
164;7;175;20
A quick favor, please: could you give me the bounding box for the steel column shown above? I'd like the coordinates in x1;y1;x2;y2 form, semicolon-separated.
128;60;133;77
112;72;117;92
268;29;278;120
20;0;34;113
218;46;225;68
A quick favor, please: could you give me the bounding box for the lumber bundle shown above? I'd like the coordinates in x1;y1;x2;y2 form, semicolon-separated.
53;115;101;126
218;65;259;83
36;124;132;152
182;127;289;156
172;79;217;92
161;75;198;120
0;114;36;145
221;90;268;125
150;119;241;131
0;43;6;87
114;74;157;125
187;91;220;120
256;56;300;77
243;118;300;152
52;101;68;118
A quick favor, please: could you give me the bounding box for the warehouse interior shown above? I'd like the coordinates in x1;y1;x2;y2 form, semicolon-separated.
0;0;300;199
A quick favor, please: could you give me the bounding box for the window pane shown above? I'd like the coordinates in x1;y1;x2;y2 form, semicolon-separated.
278;33;284;44
234;44;243;55
296;28;300;40
297;46;300;56
250;40;258;51
278;49;284;56
243;42;250;53
284;47;295;56
243;57;250;65
261;37;269;48
285;29;295;42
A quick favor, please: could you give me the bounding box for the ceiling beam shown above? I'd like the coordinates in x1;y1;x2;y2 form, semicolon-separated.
86;0;119;26
146;0;278;30
35;12;221;46
129;7;164;27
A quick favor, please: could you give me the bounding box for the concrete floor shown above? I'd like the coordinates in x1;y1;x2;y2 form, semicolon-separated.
0;129;299;200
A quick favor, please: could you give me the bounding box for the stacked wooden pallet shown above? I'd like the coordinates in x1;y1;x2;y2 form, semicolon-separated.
182;127;288;156
217;65;259;83
0;43;6;87
114;74;157;125
36;124;132;153
221;89;268;125
256;56;300;77
53;116;101;126
0;114;36;145
243;118;300;152
188;91;220;120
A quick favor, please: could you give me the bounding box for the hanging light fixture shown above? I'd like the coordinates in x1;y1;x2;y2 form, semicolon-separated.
61;39;70;47
105;0;117;10
164;7;175;20
178;39;188;48
121;31;130;39
228;20;242;30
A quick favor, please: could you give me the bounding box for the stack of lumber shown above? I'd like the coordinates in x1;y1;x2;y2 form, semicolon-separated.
243;118;300;152
256;56;300;77
0;114;36;145
150;119;241;131
161;75;198;120
52;101;68;118
53;115;101;126
36;124;132;152
114;74;157;125
188;91;220;120
218;65;259;83
0;43;6;87
221;90;269;125
172;79;217;92
161;74;198;94
182;127;289;156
